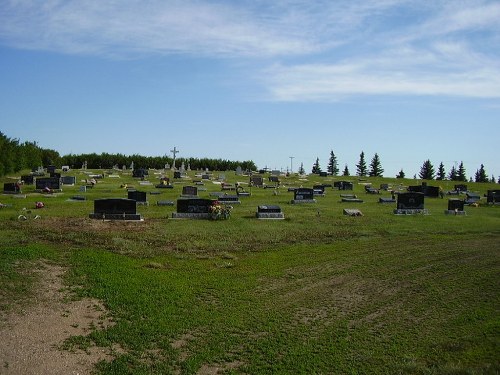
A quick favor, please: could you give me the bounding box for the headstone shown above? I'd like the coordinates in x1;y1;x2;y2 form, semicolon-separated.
181;185;198;197
202;174;210;180
3;182;21;194
379;197;396;203
89;198;142;220
21;175;34;185
174;171;181;179
256;205;284;219
46;165;56;174
250;176;264;187
79;185;87;192
35;177;61;191
172;198;214;219
132;168;148;178
343;209;363;216
334;181;353;190
486;190;500;204
454;184;467;193
61;176;76;185
235;166;243;176
313;185;326;195
465;192;481;205
445;199;466;215
180;162;186;173
128;190;148;204
130;161;134;170
50;172;61;179
271;170;280;176
157;200;174;206
319;172;328;177
341;197;363;203
291;188;316;204
269;176;280;183
217;195;241;205
62;166;70;172
380;184;389;190
424;186;440;198
394;192;427;214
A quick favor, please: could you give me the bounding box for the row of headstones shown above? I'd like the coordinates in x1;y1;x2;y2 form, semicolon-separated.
88;197;283;220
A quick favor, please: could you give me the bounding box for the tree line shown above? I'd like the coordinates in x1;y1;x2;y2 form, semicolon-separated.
309;149;496;183
0;131;256;177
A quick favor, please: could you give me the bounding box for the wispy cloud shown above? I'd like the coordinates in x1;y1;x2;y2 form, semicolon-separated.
1;0;499;100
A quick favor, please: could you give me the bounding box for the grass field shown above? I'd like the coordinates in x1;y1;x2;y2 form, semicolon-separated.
1;169;499;374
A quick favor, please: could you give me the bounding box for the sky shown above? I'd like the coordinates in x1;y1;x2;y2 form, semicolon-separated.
0;0;499;179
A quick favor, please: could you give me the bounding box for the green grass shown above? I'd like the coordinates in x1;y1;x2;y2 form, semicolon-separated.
1;169;499;374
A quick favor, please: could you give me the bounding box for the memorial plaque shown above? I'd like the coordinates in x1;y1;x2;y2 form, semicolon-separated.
397;192;425;210
182;185;198;197
292;188;316;204
35;177;61;190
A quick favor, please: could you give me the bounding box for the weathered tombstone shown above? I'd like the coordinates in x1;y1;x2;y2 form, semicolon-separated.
291;188;316;204
46;165;56;174
486;190;500;204
79;185;87;192
35;177;61;191
89;198;142;220
394;192;426;214
181;185;198;197
235;166;243;175
128;190;148;204
335;181;353;190
445;199;466;215
202;174;210;180
256;205;284;219
465;192;481;205
62;166;70;172
174;171;181;179
250;176;264;187
269;176;280;183
172;198;214;219
3;182;20;194
61;176;76;185
343;209;363;216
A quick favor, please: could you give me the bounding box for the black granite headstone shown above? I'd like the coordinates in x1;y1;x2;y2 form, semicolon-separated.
294;188;314;200
128;190;147;202
182;186;198;196
132;168;148;178
35;177;61;190
397;192;425;210
448;199;465;211
3;182;20;193
177;198;214;214
90;198;141;220
486;190;500;204
21;175;34;184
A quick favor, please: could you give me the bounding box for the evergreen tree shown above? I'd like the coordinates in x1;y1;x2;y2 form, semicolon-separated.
368;153;384;177
475;164;488;183
356;151;367;177
491;175;496;183
419;159;435;180
436;162;446;180
298;162;305;175
457;161;467;182
396;169;405;179
343;164;350;176
448;165;457;181
327;150;339;176
311;157;321;174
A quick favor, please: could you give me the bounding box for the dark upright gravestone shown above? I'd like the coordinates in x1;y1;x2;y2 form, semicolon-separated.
335;181;353;191
36;177;61;191
50;172;61;179
424;186;440;198
21;175;34;185
256;205;284;219
173;171;181;179
172;198;214;219
3;182;20;194
217;195;241;204
408;185;423;193
394;192;426;214
181;185;198;197
445;199;466;215
291;188;316;204
128;190;148;204
89;198;142;220
455;184;467;193
46;165;56;174
465;192;481;205
132;168;148;178
269;176;280;183
486;190;500;204
313;185;326;195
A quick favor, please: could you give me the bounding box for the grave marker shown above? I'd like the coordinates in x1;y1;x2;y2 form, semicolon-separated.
291;188;316;204
256;205;284;219
394;192;427;214
89;198;142;220
172;198;214;219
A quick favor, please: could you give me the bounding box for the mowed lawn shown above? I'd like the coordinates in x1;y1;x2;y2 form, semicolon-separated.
1;170;499;374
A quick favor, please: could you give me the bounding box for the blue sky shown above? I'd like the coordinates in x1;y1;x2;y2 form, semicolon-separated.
0;0;499;179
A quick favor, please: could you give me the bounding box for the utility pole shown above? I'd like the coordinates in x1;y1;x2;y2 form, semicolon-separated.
170;146;179;170
289;156;294;173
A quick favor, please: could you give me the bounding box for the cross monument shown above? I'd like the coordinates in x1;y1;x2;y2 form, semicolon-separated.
170;146;179;170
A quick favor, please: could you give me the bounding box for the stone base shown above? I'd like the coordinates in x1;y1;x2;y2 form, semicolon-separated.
291;199;317;204
379;198;396;203
171;212;211;219
157;200;174;206
89;213;143;221
256;212;285;219
342;198;363;203
444;210;467;215
219;200;241;205
394;209;429;215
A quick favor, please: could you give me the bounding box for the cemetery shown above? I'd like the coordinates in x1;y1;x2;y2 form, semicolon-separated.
0;166;499;375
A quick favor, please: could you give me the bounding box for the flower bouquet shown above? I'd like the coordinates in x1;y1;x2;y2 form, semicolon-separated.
209;201;232;220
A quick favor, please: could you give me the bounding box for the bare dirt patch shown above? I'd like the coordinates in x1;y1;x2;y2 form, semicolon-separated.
0;262;118;375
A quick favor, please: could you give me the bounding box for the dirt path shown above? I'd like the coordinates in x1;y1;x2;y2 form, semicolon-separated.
0;262;116;375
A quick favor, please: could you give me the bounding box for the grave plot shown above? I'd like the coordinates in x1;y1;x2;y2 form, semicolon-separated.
171;198;214;219
89;198;143;221
445;199;466;215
